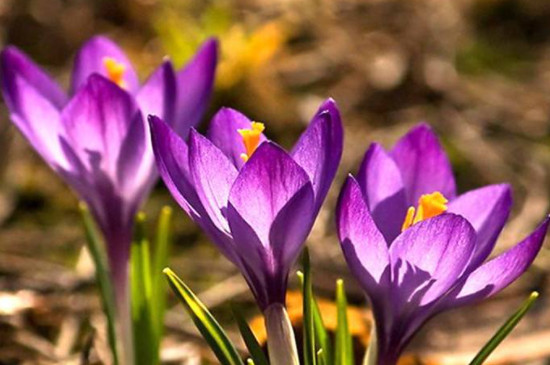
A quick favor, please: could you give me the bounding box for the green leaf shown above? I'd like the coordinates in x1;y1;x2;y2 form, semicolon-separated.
302;248;317;365
297;271;332;363
131;212;157;365
317;349;327;365
335;279;353;365
469;291;539;365
129;208;173;365
152;207;172;341
232;306;269;365
164;268;244;365
312;291;332;362
79;203;119;365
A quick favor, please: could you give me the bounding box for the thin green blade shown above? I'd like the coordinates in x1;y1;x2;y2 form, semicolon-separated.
232;306;269;365
297;271;332;362
335;279;353;365
164;268;244;365
130;212;156;365
317;349;327;365
313;301;332;365
79;203;119;365
152;207;172;341
469;291;539;365
302;248;317;365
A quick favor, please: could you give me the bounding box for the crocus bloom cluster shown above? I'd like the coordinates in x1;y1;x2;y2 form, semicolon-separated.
336;124;549;364
150;99;343;310
0;36;217;297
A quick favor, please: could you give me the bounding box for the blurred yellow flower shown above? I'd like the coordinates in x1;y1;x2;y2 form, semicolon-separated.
217;21;287;89
153;1;287;90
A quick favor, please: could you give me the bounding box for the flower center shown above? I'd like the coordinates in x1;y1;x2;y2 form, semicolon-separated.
238;122;265;162
401;191;448;231
102;57;127;89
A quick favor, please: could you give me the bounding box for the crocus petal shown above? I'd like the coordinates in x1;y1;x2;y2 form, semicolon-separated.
149;115;197;214
61;75;143;184
117;110;147;195
136;59;177;128
291;98;343;212
189;128;238;233
71;36;139;94
227;182;315;311
0;48;70;168
390;123;456;204
1;74;68;169
173;38;218;133
1;46;67;109
227;142;315;309
448;184;512;268
389;214;476;306
132;60;178;195
337;175;391;291
206;107;266;168
225;205;276;309
448;216;549;307
356;143;407;243
228;142;312;246
336;175;392;351
269;181;315;271
149;116;238;262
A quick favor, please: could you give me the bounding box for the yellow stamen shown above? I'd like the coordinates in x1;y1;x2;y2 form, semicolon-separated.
238;122;265;162
401;191;448;231
401;207;416;232
102;57;127;89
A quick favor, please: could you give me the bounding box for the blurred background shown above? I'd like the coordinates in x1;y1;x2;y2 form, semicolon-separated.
1;0;550;363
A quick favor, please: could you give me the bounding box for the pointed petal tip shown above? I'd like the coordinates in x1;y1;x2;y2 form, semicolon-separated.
161;57;175;69
412;121;434;132
187;127;202;148
148;115;167;142
390;119;456;201
81;35;118;48
189;126;201;138
147;114;163;125
1;46;39;69
399;122;438;142
0;46;66;108
343;173;359;188
317;98;341;119
539;214;550;230
336;175;363;219
159;56;176;72
214;106;245;118
364;141;385;156
183;37;219;71
449;213;550;308
202;37;219;51
1;45;22;62
498;182;513;202
319;97;337;110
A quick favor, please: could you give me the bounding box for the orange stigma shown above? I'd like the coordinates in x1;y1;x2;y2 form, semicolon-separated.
238;122;265;162
102;57;127;89
401;191;448;231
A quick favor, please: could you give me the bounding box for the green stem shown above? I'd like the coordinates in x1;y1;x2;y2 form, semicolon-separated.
79;203;119;365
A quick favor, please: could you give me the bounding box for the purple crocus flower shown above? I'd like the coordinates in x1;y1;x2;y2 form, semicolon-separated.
149;99;343;311
0;36;217;305
336;123;549;364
